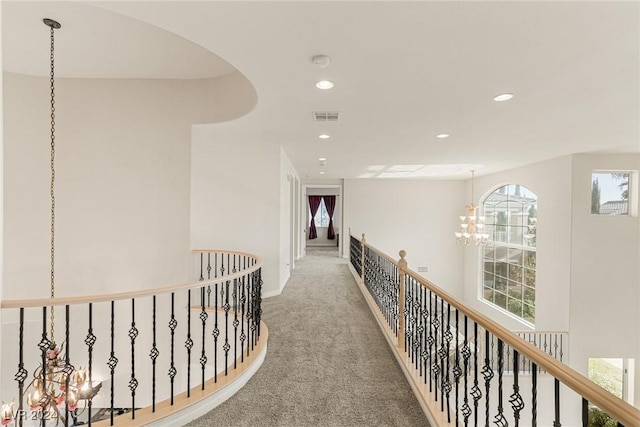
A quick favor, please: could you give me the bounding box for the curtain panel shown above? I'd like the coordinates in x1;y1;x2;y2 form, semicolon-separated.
324;195;337;240
308;195;322;239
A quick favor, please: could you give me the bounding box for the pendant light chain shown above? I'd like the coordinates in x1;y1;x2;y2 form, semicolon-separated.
49;23;57;341
470;170;475;206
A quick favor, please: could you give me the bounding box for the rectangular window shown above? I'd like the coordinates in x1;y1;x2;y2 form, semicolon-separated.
591;172;630;215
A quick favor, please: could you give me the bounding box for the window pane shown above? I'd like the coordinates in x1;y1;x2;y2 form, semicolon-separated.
523;304;535;323
509;248;523;266
495;292;507;309
495;277;507;294
524;268;536;287
484;272;495;288
507;298;523;317
524;251;536;269
508;264;523;282
484;287;494;302
524;286;535;304
508;281;523;299
484;259;495;275
591;172;630;216
495;262;508;278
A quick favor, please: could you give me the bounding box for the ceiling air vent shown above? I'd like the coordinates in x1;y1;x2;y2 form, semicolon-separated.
313;111;340;122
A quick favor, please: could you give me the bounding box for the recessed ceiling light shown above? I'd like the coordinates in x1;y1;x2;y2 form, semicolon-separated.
436;133;450;139
318;157;327;161
315;80;334;90
493;93;514;102
319;134;331;139
320;171;325;175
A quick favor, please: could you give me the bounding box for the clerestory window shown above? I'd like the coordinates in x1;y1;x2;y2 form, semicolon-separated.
481;184;537;324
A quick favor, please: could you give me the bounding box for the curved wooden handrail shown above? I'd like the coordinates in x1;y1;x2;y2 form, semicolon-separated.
1;250;263;310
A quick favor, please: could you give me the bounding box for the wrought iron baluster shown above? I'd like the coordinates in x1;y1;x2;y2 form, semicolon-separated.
86;303;96;426
432;295;440;402
38;306;50;416
510;349;525;426
461;315;471;427
224;280;231;375
65;305;71;427
582;398;588;427
168;293;177;404
256;268;263;338
240;274;247;362
427;290;434;393
15;308;27;427
248;271;255;351
471;322;481;427
207;252;212;279
532;362;538;427
453;309;461;426
438;299;447;413
200;287;208;389
199;252;204;281
150;296;159;410
213;283;219;382
443;302;452;421
407;275;413;360
233;265;239;369
494;338;507;426
185;290;193;397
129;299;139;419
108;301;118;424
553;378;561;427
482;330;494;427
418;283;425;378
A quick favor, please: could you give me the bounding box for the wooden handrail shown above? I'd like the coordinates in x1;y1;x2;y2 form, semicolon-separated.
1;250;263;310
352;234;640;426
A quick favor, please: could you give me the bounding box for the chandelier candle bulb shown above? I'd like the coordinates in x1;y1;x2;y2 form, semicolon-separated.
455;170;489;246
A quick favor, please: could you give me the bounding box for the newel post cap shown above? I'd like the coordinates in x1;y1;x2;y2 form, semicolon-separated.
398;250;407;270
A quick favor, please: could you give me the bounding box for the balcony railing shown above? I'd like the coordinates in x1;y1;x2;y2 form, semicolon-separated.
0;250;266;426
349;233;640;427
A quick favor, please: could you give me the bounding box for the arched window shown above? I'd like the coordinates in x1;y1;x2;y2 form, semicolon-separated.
481;184;537;324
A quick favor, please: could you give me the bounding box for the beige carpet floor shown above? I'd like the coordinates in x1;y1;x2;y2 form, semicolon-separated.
186;247;429;427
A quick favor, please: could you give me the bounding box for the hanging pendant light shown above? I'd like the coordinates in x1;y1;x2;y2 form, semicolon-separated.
0;18;101;426
455;170;489;246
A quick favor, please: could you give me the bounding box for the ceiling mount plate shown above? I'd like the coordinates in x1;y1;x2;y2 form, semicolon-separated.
43;18;61;29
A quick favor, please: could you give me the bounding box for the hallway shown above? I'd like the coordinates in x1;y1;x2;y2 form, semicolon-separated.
187;247;428;427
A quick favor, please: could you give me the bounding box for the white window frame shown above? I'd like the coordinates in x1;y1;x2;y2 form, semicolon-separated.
480;184;537;325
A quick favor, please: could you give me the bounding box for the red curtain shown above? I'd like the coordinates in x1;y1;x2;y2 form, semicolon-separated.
324;196;337;240
308;196;322;239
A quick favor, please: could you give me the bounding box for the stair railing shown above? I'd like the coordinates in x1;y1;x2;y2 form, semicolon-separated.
349;232;640;427
0;249;265;426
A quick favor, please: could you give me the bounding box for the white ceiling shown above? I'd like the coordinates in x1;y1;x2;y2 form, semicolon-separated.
3;1;639;179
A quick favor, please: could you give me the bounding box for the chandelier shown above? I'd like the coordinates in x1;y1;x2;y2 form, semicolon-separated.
1;18;101;426
455;170;489;246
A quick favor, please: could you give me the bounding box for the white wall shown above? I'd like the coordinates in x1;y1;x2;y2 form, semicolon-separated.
191;127;295;298
2;73;209;298
569;153;640;407
343;178;465;298
280;147;300;288
464;156;574;332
